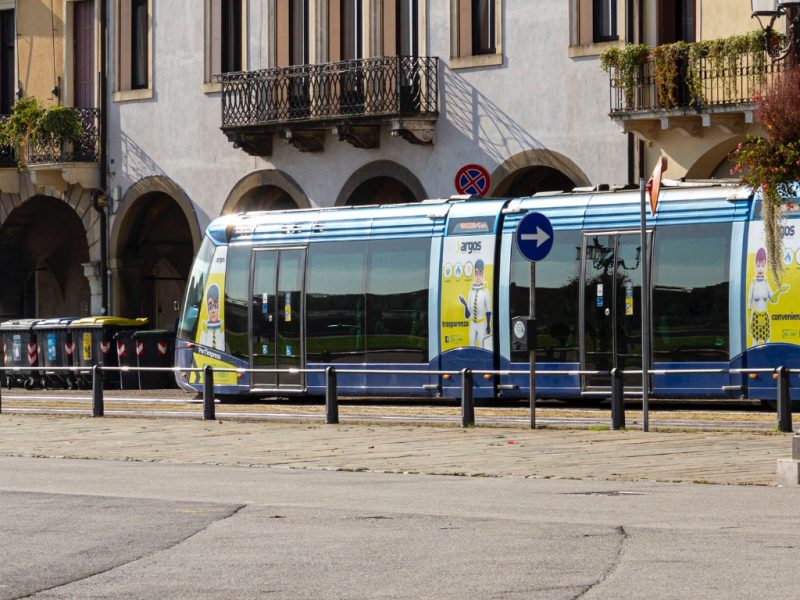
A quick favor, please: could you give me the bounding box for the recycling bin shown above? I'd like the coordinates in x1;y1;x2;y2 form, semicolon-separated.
0;319;42;389
113;329;139;390
32;318;78;389
133;329;176;389
69;317;149;388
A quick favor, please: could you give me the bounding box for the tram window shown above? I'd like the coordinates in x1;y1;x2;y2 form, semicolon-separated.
177;236;215;341
510;230;581;363
224;246;250;359
366;239;429;363
652;223;730;362
306;241;367;363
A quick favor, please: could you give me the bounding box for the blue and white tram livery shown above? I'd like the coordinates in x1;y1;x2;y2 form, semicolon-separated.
174;182;800;403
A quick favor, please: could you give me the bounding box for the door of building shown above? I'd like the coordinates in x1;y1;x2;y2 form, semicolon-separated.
581;232;649;391
250;248;306;391
73;0;95;108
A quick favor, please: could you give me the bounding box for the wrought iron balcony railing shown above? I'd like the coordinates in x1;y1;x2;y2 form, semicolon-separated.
608;48;784;116
27;108;101;165
0;115;14;168
218;56;439;128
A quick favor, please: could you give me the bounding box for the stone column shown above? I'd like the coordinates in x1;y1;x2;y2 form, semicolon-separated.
82;261;105;316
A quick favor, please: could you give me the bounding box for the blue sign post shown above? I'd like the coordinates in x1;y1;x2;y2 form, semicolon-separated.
514;212;554;429
515;212;554;262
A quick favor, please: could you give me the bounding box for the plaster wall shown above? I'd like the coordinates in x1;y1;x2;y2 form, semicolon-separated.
106;1;628;236
17;0;65;105
700;1;763;41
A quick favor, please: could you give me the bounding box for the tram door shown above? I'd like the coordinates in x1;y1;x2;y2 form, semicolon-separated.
250;248;306;390
581;232;648;391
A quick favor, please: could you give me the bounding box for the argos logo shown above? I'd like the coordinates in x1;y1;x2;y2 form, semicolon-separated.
458;241;482;254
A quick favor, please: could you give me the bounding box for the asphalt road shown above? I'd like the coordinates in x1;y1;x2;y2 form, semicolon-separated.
2;456;800;599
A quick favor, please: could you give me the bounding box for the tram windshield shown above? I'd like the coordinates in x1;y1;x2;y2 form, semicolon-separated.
177;236;215;341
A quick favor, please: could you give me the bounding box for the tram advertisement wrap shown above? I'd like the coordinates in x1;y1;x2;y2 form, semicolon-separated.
746;221;800;348
440;234;494;352
191;246;237;385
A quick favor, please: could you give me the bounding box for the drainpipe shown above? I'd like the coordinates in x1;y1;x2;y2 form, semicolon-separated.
92;189;108;315
92;0;110;315
625;0;636;185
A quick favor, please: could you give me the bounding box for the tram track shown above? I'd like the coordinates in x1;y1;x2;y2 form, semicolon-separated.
0;389;785;432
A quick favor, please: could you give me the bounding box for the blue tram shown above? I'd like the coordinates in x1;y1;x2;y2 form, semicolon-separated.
174;182;800;403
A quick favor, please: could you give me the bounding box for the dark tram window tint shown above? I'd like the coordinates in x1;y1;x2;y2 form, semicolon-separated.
510;230;581;363
224;246;250;358
652;223;730;362
306;242;367;363
366;239;429;363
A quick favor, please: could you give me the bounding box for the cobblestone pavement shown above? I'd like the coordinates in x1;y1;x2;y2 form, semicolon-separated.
0;414;790;485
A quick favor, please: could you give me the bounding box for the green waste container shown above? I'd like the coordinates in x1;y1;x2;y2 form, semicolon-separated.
33;318;78;389
133;330;176;389
69;317;148;388
0;319;42;389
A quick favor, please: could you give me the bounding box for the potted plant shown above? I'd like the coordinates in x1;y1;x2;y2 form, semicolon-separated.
0;97;83;167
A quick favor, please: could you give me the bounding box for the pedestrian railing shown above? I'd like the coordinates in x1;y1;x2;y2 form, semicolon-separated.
0;364;794;432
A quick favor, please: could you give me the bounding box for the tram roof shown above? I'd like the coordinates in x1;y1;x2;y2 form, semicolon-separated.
207;180;754;245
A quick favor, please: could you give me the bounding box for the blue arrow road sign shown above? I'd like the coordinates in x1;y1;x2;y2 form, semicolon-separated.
515;212;554;262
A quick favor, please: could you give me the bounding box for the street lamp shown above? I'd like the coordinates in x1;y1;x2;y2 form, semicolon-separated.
751;0;800;61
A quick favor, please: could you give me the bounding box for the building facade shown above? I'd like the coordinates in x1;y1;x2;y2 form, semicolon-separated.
0;1;777;326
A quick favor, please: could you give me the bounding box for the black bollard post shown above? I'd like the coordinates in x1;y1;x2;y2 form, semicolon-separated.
777;366;792;433
92;365;104;417
611;367;625;430
461;369;474;428
203;365;215;420
325;367;338;424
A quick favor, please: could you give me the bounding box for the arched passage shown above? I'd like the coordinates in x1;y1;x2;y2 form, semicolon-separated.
0;196;90;319
222;170;310;214
491;149;590;197
684;136;746;180
337;161;427;206
111;177;200;328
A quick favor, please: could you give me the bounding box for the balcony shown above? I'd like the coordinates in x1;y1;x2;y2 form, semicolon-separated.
0;108;101;194
605;40;781;141
217;56;439;155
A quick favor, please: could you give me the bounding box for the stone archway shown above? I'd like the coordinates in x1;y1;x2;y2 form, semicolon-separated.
110;177;201;328
222;170;310;214
684;136;747;180
491;149;590;197
336;161;427;207
0;196;91;319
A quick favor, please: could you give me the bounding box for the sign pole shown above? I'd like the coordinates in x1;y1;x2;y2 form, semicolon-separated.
529;261;536;429
640;177;650;432
514;211;554;431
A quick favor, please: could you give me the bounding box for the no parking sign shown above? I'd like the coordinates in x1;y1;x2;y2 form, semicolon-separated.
455;164;491;196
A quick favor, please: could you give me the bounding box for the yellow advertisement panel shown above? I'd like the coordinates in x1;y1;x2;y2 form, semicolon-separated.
440;234;494;351
196;246;227;351
187;245;238;385
190;351;239;385
746;222;800;347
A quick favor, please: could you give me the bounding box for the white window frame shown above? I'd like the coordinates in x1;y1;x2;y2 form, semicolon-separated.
449;0;502;70
113;0;153;102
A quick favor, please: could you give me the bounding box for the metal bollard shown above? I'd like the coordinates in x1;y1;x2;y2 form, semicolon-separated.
203;365;215;420
776;366;792;433
92;365;104;417
461;368;475;427
325;367;338;424
611;367;625;430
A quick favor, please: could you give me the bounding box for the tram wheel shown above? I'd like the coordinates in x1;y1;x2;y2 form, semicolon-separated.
24;377;35;390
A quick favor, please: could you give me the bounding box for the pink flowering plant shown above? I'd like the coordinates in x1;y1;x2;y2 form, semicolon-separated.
731;68;800;281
